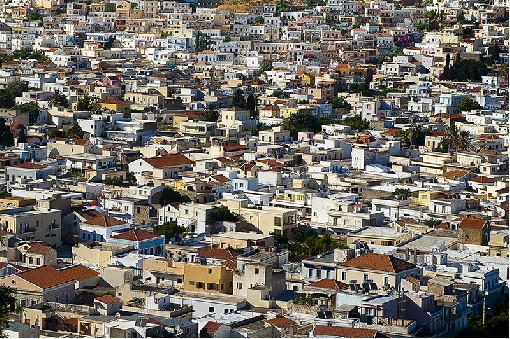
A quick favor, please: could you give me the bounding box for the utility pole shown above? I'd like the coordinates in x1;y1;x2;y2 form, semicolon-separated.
482;292;487;325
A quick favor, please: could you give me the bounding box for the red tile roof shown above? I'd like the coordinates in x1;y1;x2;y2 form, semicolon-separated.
145;154;194;168
84;215;125;227
313;325;379;338
203;321;223;335
94;295;121;304
26;243;52;255
60;264;99;281
111;228;159;242
437;170;470;180
266;316;296;328
17;266;74;288
51;137;89;146
469;176;496;184
308;279;349;291
340;253;416;273
199;247;237;260
15;162;47;169
459;217;488;229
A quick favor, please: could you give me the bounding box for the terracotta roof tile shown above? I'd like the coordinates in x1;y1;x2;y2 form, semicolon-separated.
111;228;159;242
203;321;223;334
459;217;488;229
340;253;416;273
15;162;47;169
469;176;496;184
199;247;237;260
313;325;379;338
266;316;296;328
17;266;74;288
145;154;194;168
437;170;470;180
308;278;349;291
84;215;125;227
60;264;99;281
26;243;52;255
94;295;121;304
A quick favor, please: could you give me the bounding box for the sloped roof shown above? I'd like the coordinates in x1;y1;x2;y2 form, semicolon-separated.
26;243;52;255
313;325;379;338
266;316;296;328
203;321;223;334
60;264;99;281
308;278;349;291
84;215;125;227
340;253;416;273
17;266;74;288
437;170;470;180
15;162;47;169
94;295;121;304
111;228;159;242
459;217;488;229
144;154;194;168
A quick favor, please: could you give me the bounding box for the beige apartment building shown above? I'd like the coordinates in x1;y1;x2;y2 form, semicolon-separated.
0;207;62;247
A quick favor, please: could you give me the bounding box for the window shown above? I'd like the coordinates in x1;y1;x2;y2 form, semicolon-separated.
208;268;213;274
36;258;40;265
189;281;195;286
384;276;389;285
317;270;321;279
364;274;369;281
209;307;214;313
341;272;347;280
237;282;242;289
254;268;259;274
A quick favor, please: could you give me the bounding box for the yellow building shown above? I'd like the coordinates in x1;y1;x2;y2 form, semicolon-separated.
183;263;233;294
222;199;298;237
0;197;35;208
97;97;130;113
410;190;441;206
279;107;299;119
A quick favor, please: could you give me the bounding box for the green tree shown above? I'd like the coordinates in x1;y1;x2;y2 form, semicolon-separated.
154;221;186;243
159;186;191;206
282;110;321;138
338;115;370;132
17;127;27;143
0;118;14;147
17;101;39;124
246;93;256;113
254;16;264;24
393;188;411;200
201;103;220;122
259;60;273;73
330;97;352;110
275;0;289;15
67;123;84;138
486;42;501;65
103;176;123;185
207;206;240;225
446;55;489;81
103;37;115;50
0;82;29;108
76;95;94;111
0;285;16;336
104;3;116;12
194;32;209;53
126;172;136;184
444;123;472;153
49;89;69;108
232;88;246;109
458;97;483;111
423;219;441;227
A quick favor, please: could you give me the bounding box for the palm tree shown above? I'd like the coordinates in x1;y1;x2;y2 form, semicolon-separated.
444;124;472;153
457;130;472;151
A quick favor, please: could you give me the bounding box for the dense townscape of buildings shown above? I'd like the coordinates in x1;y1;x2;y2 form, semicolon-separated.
0;0;507;337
